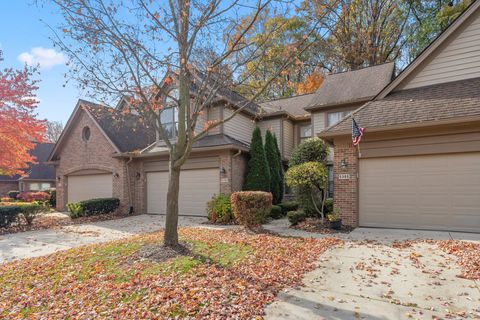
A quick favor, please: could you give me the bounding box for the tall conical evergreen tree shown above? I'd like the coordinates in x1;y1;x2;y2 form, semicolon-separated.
273;134;284;203
265;130;281;204
244;127;270;192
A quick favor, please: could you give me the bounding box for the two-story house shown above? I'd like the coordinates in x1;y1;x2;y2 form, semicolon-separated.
48;64;394;216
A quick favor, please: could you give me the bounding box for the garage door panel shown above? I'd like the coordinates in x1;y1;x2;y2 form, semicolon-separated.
147;168;219;216
360;153;480;232
67;174;113;203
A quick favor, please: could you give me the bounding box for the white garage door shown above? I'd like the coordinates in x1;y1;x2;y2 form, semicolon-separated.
67;174;113;203
359;152;480;232
147;168;220;216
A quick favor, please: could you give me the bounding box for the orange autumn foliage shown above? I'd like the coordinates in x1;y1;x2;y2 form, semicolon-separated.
0;58;45;176
296;72;324;94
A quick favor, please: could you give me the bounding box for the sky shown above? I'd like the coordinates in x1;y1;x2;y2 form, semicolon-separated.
1;1;79;124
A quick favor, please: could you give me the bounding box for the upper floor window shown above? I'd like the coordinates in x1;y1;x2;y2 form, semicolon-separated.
327;111;350;127
161;106;179;139
161;88;180;139
299;123;312;144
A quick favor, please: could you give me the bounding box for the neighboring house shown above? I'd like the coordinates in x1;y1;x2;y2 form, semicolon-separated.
320;0;480;233
0;143;56;196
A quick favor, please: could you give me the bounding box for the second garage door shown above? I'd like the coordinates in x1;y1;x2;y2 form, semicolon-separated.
359;152;480;232
146;168;220;216
67;174;113;203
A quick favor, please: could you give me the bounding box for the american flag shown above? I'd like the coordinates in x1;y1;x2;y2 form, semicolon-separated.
352;118;365;146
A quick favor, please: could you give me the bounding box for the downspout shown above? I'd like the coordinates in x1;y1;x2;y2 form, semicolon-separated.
125;156;134;214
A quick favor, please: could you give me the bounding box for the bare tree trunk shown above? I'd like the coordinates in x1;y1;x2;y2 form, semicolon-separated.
164;162;181;247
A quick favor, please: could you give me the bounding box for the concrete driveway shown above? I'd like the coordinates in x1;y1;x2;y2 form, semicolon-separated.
264;221;480;320
0;214;210;263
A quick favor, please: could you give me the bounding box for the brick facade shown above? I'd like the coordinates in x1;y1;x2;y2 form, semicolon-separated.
0;181;18;197
54;110;129;212
333;138;359;227
220;150;248;194
53;109;250;214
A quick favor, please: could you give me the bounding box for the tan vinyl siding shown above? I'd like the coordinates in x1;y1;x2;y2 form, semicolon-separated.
312;111;326;135
223;108;254;143
283;119;294;159
207;106;222;134
257;118;282;140
399;9;480;90
194;110;206;134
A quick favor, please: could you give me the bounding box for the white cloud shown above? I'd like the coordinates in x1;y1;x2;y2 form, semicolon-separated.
18;47;66;70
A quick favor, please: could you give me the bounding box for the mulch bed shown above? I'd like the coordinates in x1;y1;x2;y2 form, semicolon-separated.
291;217;354;234
0;212;139;236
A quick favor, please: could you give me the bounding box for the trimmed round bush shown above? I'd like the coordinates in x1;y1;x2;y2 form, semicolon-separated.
231;191;272;227
288;137;329;167
207;193;233;224
287;210;306;226
269;205;283;219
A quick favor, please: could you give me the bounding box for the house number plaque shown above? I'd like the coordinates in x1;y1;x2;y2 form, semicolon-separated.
338;174;350;180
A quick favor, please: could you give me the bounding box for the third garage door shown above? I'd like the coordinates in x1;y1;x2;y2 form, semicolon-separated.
146;168;219;216
359;152;480;232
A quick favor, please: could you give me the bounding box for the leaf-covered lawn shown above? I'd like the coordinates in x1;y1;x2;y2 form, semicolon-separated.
0;228;340;319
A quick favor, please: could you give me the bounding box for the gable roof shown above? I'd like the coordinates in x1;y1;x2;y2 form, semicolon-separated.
21;143;56;180
305;62;395;111
190;70;262;116
322;1;480;137
84;103;156;153
321;77;480;136
376;0;480;99
0;143;55;182
259;93;314;119
49;99;156;161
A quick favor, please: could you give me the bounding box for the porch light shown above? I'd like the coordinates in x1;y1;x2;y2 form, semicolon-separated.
220;167;226;174
340;159;348;169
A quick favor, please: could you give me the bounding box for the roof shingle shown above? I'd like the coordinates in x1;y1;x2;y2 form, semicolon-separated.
323;77;480;134
306;63;395;110
0;143;55;181
83;101;156;153
260;93;315;118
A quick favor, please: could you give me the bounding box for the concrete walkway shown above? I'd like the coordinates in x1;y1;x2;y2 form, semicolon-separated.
264;219;480;319
0;214;212;263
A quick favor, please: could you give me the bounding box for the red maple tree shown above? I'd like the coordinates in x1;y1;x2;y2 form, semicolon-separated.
0;51;45;176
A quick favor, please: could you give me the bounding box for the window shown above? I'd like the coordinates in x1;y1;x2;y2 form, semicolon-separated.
327;165;334;198
161;89;180;139
28;182;52;191
82;126;91;141
299;123;312;144
327;111;350;127
160;106;179;139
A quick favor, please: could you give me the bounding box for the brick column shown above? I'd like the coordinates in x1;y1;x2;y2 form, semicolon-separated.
333;138;359;227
